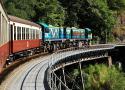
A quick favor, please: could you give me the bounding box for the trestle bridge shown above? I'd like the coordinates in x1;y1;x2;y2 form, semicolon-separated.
1;44;125;90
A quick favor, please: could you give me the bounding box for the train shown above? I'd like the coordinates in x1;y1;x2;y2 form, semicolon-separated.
38;22;92;51
0;0;92;73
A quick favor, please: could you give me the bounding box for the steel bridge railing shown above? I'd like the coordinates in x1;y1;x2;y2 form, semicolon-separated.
47;44;115;90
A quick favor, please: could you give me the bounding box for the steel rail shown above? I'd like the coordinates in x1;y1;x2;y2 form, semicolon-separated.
35;63;47;90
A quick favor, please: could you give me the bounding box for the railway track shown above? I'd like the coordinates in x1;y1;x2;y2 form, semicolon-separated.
0;49;82;90
20;60;48;90
0;54;51;90
0;45;115;90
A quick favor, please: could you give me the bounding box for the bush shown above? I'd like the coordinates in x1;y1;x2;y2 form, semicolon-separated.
84;64;125;90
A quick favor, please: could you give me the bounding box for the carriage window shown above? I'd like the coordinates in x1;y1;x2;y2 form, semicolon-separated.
29;29;31;39
14;26;16;40
0;16;8;43
17;27;21;40
30;29;33;39
26;28;29;39
36;30;39;39
22;27;25;40
36;30;37;39
24;28;26;40
0;13;1;45
31;29;33;39
22;27;23;40
35;29;37;39
33;29;35;39
39;30;42;39
4;18;7;42
32;29;34;39
5;20;8;42
4;18;6;42
2;15;4;44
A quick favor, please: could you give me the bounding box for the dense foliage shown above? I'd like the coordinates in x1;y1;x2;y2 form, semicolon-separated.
107;0;125;11
59;0;125;43
34;0;65;26
69;64;125;90
84;64;125;90
78;0;115;43
4;0;65;26
4;0;125;43
4;0;36;20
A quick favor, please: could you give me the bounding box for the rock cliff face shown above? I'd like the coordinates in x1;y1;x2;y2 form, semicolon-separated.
113;26;125;43
112;12;125;43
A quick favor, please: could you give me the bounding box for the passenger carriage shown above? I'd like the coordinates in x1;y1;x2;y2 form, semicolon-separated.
0;0;9;73
8;15;42;61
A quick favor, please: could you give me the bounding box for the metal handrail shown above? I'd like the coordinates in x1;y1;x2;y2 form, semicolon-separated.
47;44;115;90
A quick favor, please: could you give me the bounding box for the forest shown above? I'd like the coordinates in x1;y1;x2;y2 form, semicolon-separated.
4;0;125;43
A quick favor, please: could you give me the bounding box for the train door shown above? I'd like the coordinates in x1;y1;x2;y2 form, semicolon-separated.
9;24;14;61
9;24;12;53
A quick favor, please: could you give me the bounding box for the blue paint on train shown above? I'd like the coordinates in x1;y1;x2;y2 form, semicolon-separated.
37;22;92;42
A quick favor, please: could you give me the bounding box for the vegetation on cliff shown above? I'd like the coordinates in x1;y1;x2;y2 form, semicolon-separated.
69;64;125;90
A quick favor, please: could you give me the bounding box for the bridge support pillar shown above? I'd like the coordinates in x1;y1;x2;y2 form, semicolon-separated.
79;61;85;90
108;56;112;67
116;61;122;70
62;67;67;85
59;76;62;90
54;74;57;89
51;72;54;89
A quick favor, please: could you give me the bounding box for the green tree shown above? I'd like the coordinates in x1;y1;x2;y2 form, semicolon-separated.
59;0;82;27
35;0;65;26
4;0;65;26
107;0;125;11
4;0;36;19
107;0;125;25
70;64;125;90
84;64;125;90
78;0;116;43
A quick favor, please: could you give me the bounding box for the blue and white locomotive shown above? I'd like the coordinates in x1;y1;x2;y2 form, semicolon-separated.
38;22;92;52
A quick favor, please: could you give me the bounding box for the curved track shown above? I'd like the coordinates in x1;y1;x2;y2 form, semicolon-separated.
0;50;85;90
20;61;48;90
0;55;50;90
0;45;115;90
